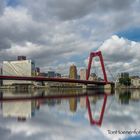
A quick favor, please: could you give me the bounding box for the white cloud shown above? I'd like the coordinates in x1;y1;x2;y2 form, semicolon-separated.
98;35;140;77
45;34;140;79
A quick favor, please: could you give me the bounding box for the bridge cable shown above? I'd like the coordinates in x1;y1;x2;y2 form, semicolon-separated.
105;64;116;81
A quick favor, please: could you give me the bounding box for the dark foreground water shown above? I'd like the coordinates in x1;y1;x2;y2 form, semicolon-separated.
0;89;140;140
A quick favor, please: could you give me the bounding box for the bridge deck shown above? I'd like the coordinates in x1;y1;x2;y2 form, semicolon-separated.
0;75;114;85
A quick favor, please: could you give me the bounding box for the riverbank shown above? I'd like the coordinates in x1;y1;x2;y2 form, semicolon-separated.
115;85;140;90
0;83;114;90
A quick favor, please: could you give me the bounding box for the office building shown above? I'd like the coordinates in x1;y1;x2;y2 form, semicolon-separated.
17;56;26;61
69;64;77;79
80;69;87;80
3;59;35;85
47;71;55;78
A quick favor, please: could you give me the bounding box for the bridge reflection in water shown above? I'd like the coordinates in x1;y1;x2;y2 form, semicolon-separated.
1;89;140;140
0;90;111;126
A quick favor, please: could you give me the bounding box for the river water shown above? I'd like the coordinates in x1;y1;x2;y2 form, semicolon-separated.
0;89;140;140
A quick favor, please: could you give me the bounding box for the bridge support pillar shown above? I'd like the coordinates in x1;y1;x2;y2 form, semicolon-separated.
86;51;108;83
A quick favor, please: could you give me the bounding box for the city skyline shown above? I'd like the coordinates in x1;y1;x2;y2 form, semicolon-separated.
0;0;140;78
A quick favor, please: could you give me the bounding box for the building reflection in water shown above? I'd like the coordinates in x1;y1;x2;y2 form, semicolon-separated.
69;98;77;112
130;90;140;101
80;97;86;108
119;90;131;105
0;89;111;125
115;89;140;104
2;92;37;121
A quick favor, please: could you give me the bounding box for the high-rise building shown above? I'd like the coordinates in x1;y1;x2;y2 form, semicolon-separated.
69;64;77;79
80;69;87;80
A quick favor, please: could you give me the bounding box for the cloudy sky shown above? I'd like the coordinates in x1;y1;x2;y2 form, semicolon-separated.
0;0;140;78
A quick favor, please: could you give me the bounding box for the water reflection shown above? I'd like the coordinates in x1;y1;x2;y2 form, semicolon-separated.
69;98;77;112
0;89;110;126
118;90;131;104
0;89;140;140
115;89;140;104
86;94;107;126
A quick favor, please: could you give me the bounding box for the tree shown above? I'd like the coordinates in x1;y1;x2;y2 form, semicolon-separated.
119;77;131;86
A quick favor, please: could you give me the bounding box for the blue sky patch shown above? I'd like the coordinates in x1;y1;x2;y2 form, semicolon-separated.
6;0;20;7
125;135;140;140
117;27;140;42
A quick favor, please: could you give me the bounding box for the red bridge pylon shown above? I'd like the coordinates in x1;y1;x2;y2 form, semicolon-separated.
86;51;108;83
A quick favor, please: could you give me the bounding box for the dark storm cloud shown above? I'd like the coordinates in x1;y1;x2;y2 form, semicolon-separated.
0;8;45;45
22;0;133;20
0;38;11;50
